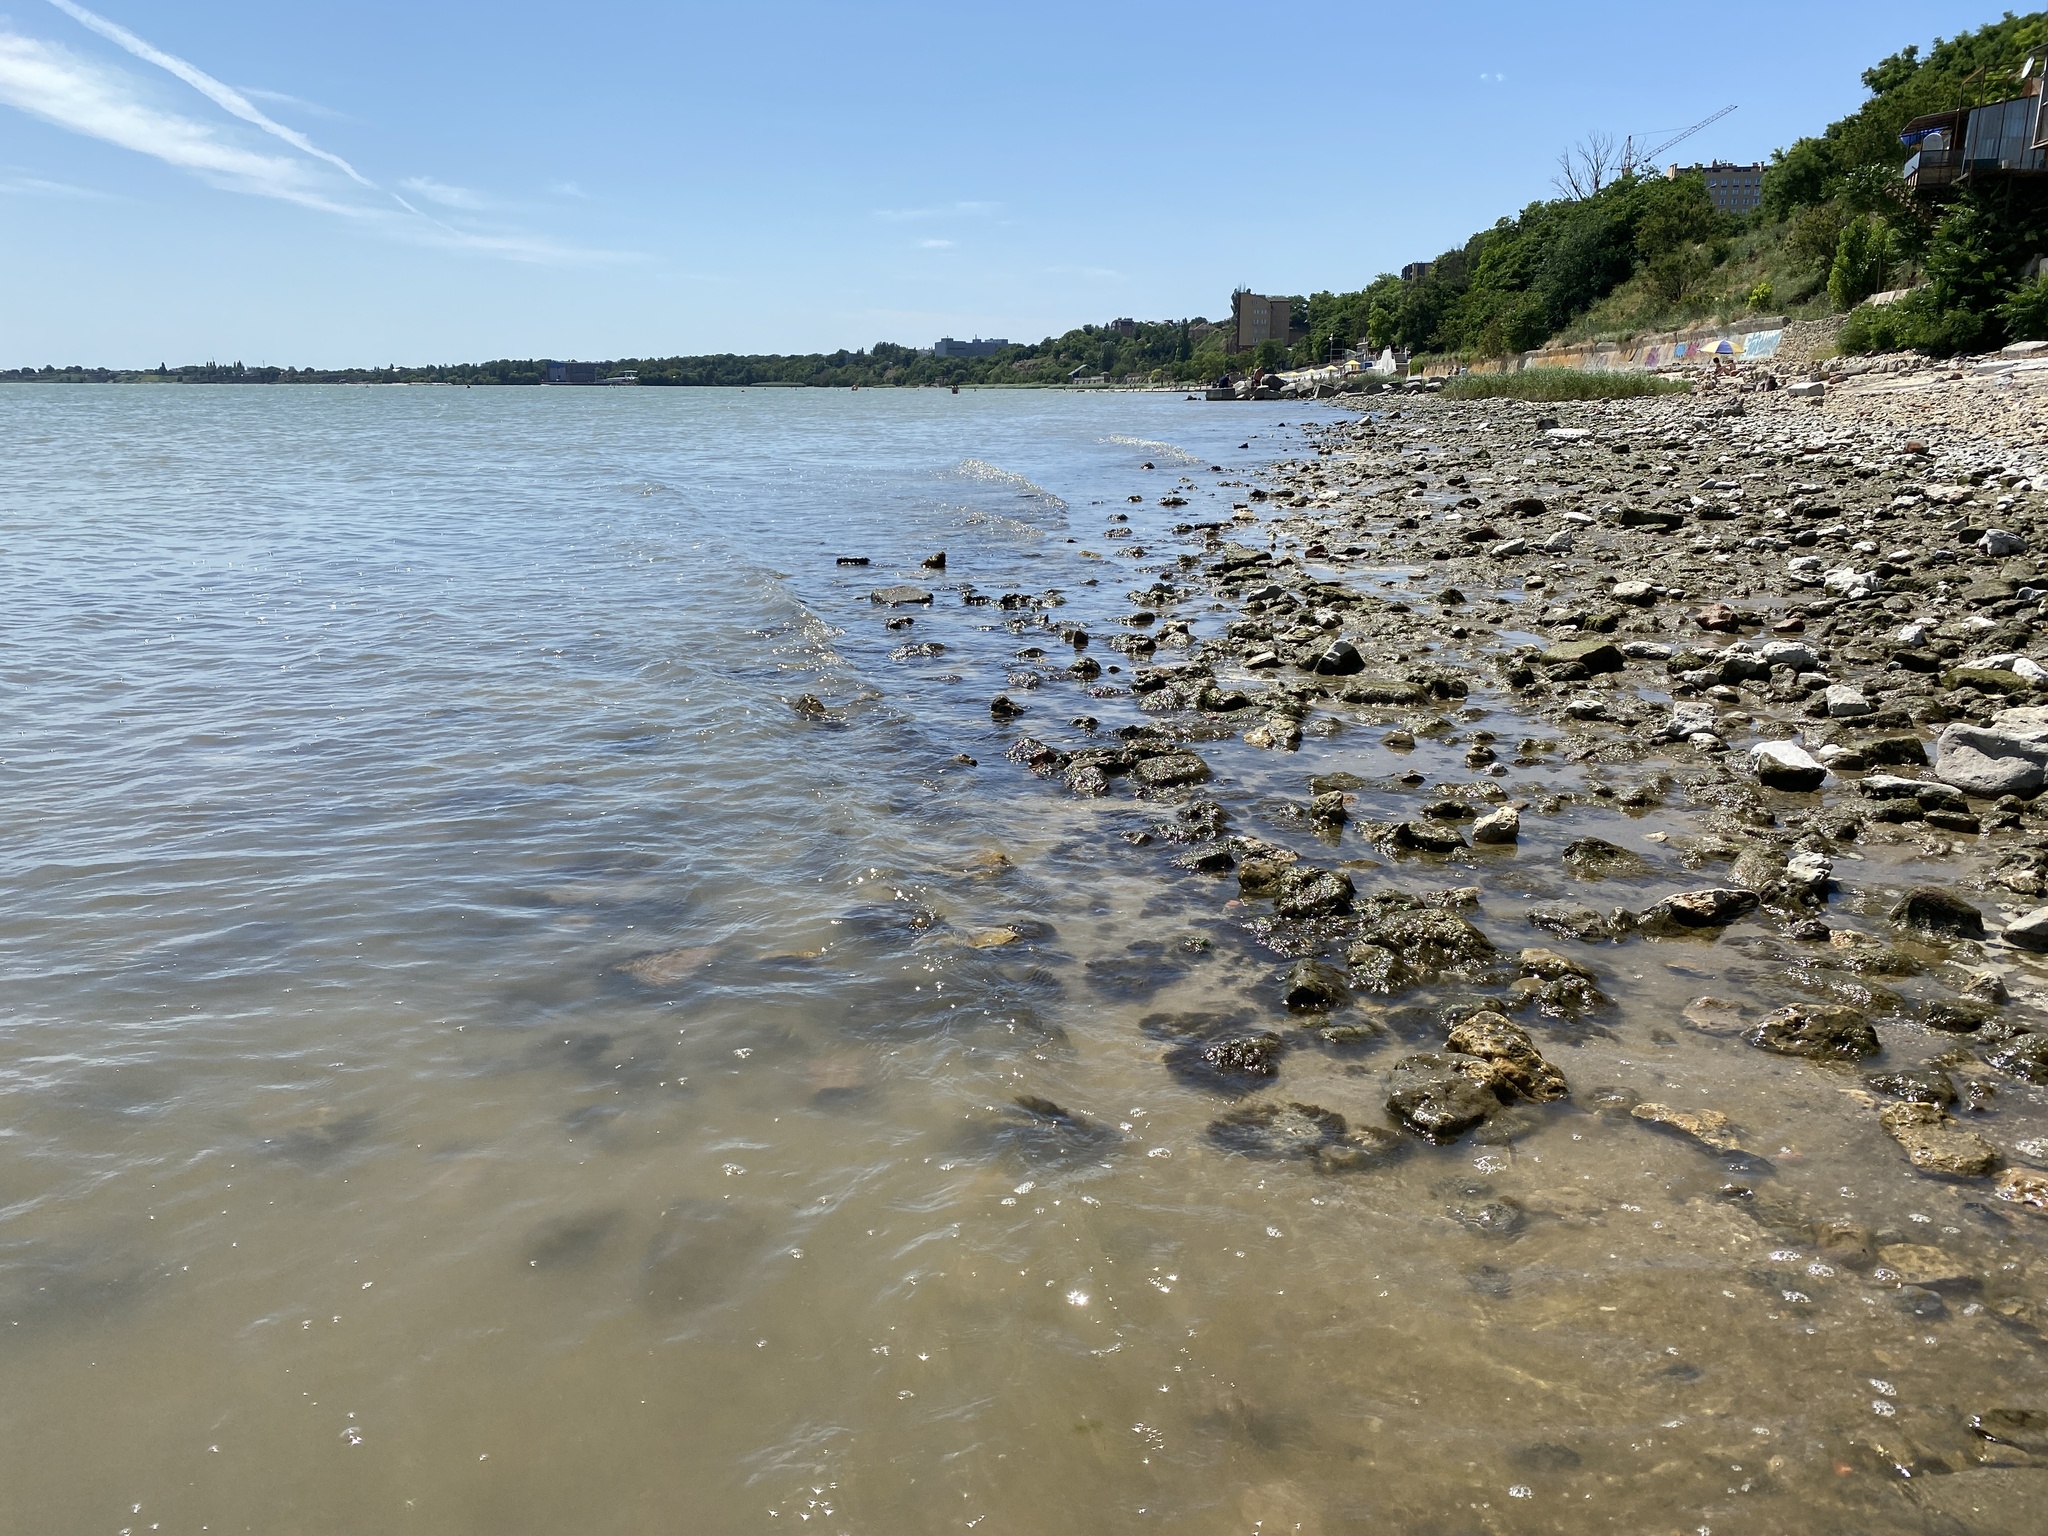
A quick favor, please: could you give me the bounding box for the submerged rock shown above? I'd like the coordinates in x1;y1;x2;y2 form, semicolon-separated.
1280;958;1350;1010
1444;1011;1568;1102
1982;1032;2048;1084
1347;906;1497;988
1637;887;1760;935
1164;1032;1288;1095
1273;865;1354;918
1631;1101;1743;1154
1385;1052;1502;1142
1562;837;1650;880
1743;1003;1879;1061
1891;887;1986;941
1206;1101;1406;1173
1879;1102;2000;1177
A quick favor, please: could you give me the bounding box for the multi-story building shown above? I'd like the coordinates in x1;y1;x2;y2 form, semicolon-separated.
1400;262;1433;283
1231;290;1298;354
932;337;1011;359
1669;161;1767;214
544;360;600;385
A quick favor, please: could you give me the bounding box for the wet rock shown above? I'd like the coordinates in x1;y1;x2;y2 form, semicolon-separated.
1527;904;1627;943
1518;947;1594;981
1877;1243;1980;1291
1540;638;1623;674
1935;723;2048;799
1631;1101;1742;1153
989;694;1027;721
1129;751;1210;789
1680;995;1747;1035
1864;1069;1958;1107
1470;805;1520;844
1751;740;1827;791
1637;887;1761;935
1243;715;1303;751
1385;1053;1503;1142
1445;1012;1568;1101
1273;865;1354;919
870;584;933;606
2003;906;2048;952
1982;1032;2048;1084
1165;1032;1288;1094
1281;958;1350;1011
1309;640;1364;676
1308;790;1348;826
1993;1168;2048;1213
981;1096;1122;1168
1206;1101;1405;1172
1349;906;1497;985
1562;837;1650;880
1446;1193;1527;1237
1387;820;1468;853
1891;887;1986;941
1744;1003;1879;1060
790;693;827;719
1921;996;1996;1033
1879;1102;2000;1177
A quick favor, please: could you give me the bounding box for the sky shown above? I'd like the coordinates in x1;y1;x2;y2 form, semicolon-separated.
0;0;2018;367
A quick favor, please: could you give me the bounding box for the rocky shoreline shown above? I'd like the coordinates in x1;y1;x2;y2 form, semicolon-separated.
904;354;2048;1339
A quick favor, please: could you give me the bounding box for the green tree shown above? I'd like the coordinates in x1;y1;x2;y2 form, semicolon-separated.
1828;214;1895;310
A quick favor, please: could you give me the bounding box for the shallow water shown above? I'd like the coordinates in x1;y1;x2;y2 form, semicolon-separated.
2;384;2046;1534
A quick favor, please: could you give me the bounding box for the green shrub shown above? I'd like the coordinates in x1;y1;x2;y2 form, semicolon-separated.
1828;215;1895;310
1839;299;1917;354
1746;279;1775;310
1999;274;2048;342
1440;369;1689;401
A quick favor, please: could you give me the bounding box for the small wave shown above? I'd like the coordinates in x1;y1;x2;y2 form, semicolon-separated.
1102;435;1203;465
953;459;1068;510
959;508;1047;541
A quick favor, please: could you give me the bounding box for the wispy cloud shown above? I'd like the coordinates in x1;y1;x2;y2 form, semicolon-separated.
549;180;590;199
238;84;344;120
401;174;488;210
875;199;998;221
0;31;352;211
917;237;953;249
0;167;117;198
0;12;637;266
45;0;374;186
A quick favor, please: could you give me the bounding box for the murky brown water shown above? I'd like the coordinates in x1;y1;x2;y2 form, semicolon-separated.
3;386;2046;1534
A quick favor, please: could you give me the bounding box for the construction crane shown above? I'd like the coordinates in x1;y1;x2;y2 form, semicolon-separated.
1637;105;1738;170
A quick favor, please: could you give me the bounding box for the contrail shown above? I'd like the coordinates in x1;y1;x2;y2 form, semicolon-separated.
45;0;374;187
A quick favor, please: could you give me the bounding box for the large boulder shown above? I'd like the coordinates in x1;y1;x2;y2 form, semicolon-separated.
1934;723;2048;799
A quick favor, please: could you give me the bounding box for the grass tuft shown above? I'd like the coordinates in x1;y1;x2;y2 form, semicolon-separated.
1439;369;1690;401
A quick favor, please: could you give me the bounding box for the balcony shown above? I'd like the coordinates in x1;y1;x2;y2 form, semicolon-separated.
1904;145;1963;193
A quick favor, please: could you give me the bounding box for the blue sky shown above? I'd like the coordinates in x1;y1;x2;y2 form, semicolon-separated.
0;1;2013;367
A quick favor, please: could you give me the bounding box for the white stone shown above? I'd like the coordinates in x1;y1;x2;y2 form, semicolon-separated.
1979;529;2028;557
1758;640;1818;672
2006;907;2048;951
1825;685;1873;717
1896;622;1929;645
1471;805;1520;845
1752;740;1828;788
1785;850;1834;892
1936;723;2048;798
